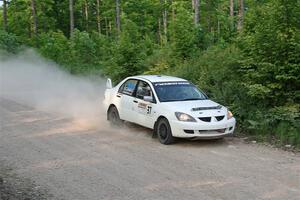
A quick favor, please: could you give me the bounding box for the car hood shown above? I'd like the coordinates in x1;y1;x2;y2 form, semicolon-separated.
162;100;227;117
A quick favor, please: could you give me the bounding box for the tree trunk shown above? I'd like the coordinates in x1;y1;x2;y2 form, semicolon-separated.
2;0;8;31
230;0;234;16
109;20;112;33
31;0;38;35
206;0;210;32
105;17;109;36
230;0;234;30
69;0;74;36
207;15;211;32
84;0;89;31
217;19;220;37
237;0;244;31
160;0;167;43
40;2;46;32
193;0;200;25
163;0;167;36
158;17;162;45
115;0;121;34
96;0;101;34
170;0;175;22
28;22;32;38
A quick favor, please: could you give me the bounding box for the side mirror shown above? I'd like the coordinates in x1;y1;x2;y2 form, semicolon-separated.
106;78;112;89
143;96;153;103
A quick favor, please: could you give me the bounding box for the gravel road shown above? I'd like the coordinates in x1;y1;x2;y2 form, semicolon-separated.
0;97;299;200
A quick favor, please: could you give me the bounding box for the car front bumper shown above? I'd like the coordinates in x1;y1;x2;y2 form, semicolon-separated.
169;117;236;138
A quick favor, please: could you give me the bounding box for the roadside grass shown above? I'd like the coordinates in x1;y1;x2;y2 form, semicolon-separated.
236;128;300;151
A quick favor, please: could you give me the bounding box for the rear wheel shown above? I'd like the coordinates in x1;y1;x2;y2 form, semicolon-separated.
156;118;175;145
107;106;122;127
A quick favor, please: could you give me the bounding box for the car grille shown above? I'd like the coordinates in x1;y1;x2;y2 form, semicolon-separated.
198;115;225;122
199;129;226;134
198;117;211;122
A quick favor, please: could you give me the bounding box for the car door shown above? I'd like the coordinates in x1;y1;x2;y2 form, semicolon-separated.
133;80;157;128
116;79;138;123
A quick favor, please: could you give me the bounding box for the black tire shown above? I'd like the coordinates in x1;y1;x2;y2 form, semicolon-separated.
107;106;122;127
156;118;175;145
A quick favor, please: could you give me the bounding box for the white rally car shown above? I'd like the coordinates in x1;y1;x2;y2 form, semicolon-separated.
103;75;236;144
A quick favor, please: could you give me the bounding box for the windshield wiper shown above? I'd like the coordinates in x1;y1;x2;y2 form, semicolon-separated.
160;98;206;102
182;98;205;101
161;99;180;102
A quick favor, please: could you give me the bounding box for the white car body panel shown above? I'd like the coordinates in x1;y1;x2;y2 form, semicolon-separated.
103;75;236;139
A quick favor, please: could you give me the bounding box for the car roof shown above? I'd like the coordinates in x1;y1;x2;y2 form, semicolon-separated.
130;75;187;83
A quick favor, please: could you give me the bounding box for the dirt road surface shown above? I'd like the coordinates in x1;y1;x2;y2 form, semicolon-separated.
0;98;299;200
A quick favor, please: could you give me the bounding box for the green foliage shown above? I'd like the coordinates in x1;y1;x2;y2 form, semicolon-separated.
69;30;98;73
0;30;19;53
168;2;196;58
38;30;103;74
38;31;71;65
6;0;32;41
237;0;300;147
123;0;160;37
239;0;300;106
170;44;244;110
102;19;155;82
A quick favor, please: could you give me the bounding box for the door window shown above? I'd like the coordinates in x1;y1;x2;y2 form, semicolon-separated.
136;81;155;102
119;79;138;96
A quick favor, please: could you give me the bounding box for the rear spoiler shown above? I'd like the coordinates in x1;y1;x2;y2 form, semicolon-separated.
106;78;112;89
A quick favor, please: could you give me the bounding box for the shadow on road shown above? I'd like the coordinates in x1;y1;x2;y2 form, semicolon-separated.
122;121;231;147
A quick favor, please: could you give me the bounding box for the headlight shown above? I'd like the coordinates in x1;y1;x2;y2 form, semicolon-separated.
227;111;233;119
175;112;196;122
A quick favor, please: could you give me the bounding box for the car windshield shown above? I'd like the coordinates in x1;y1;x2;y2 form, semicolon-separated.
153;81;208;102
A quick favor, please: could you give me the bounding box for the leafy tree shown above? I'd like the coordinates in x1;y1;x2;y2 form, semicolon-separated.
0;29;19;53
69;29;97;73
102;18;155;81
238;0;300;145
168;1;196;58
38;31;71;66
240;0;300;110
2;0;8;31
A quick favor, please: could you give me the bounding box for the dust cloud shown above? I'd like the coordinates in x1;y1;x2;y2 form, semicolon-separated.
0;49;107;128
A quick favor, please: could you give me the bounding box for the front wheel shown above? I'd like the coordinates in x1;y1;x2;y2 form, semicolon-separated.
156;118;175;145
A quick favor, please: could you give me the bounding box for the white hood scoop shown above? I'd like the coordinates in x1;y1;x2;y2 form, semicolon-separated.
191;105;222;111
